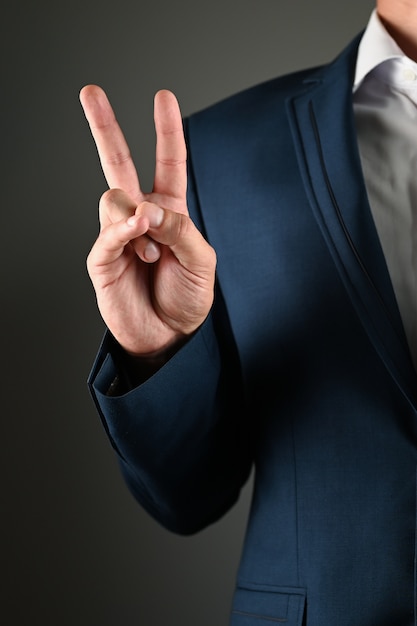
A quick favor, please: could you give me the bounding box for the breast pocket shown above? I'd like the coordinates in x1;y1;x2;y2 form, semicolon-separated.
230;582;306;626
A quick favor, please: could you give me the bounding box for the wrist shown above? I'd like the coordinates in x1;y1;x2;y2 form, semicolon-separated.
120;335;190;389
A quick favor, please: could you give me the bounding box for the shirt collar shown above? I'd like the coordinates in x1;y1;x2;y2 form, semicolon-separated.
353;9;406;91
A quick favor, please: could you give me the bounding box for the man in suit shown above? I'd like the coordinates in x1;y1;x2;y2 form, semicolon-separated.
81;0;417;623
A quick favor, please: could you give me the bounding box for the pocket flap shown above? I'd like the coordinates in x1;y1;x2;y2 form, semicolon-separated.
231;583;306;625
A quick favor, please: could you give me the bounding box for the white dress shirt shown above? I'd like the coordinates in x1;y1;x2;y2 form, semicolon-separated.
354;9;417;369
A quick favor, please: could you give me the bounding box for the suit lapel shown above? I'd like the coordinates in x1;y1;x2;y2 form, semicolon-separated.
287;38;417;408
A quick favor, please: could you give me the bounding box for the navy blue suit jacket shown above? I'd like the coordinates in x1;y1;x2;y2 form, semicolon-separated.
89;33;417;626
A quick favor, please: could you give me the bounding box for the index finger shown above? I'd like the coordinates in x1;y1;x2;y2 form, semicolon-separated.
80;84;142;203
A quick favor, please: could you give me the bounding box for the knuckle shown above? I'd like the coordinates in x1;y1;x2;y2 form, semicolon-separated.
207;244;217;267
105;149;132;168
99;188;136;223
156;156;187;168
86;246;97;274
172;211;191;243
98;189;117;218
99;187;125;206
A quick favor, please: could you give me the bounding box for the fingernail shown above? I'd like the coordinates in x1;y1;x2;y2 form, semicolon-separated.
148;206;164;228
144;241;160;262
127;215;139;227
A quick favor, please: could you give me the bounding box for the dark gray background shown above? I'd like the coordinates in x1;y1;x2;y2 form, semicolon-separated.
3;1;373;624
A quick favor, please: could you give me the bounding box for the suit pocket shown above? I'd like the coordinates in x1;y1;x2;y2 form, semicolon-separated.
230;582;306;625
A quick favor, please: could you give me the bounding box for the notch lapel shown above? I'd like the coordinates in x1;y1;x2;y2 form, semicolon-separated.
287;41;417;409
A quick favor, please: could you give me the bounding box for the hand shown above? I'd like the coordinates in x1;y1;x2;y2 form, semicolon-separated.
80;85;216;357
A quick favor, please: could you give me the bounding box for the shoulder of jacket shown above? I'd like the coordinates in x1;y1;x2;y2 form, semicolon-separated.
186;31;362;131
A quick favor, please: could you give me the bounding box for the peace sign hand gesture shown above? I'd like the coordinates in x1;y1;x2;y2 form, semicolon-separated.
80;86;216;358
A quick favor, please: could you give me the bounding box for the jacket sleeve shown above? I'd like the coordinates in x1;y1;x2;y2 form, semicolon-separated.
87;142;253;535
88;305;252;534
